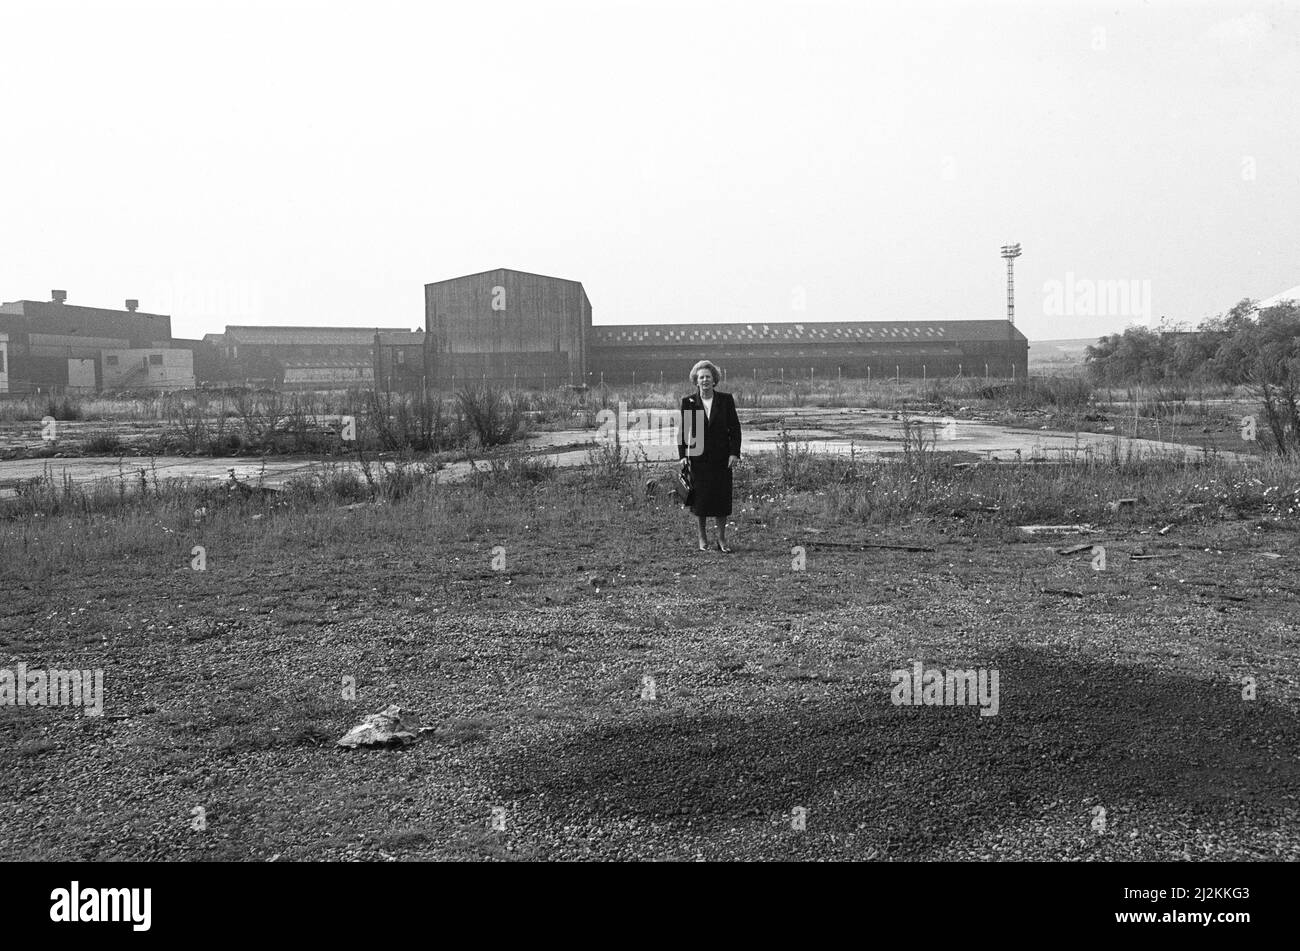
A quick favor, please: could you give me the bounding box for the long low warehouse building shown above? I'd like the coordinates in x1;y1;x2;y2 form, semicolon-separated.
588;320;1027;385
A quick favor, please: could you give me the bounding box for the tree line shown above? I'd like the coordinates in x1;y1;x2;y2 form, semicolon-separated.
1085;299;1300;453
1085;299;1300;386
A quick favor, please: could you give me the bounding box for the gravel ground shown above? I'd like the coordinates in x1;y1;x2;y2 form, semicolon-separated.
1;476;1297;861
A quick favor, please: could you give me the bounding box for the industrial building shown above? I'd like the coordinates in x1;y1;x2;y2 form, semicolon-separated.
589;320;1028;384
201;325;411;388
374;330;430;392
426;268;590;388
423;269;1028;387
1;272;1029;393
0;291;194;392
99;347;195;390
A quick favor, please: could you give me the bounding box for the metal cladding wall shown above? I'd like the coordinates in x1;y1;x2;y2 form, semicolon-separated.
588;321;1029;384
425;269;590;387
374;332;430;391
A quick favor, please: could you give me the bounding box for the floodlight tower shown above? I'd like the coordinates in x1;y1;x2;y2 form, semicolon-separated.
1000;242;1022;325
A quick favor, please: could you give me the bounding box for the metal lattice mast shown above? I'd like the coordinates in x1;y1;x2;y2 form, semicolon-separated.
1000;242;1022;325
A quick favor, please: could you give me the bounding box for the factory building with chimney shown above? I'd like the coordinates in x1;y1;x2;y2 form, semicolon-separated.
0;291;195;392
0;272;1029;393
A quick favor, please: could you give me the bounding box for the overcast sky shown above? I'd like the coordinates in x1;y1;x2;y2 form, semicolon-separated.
2;0;1297;341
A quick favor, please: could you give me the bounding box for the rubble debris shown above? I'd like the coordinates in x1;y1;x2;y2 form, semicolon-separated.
337;704;424;749
805;541;936;553
1020;524;1094;535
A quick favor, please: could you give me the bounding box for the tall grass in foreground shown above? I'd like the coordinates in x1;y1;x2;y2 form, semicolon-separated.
577;374;1252;414
0;455;441;522
0;455;632;583
1;377;1257;424
4;441;1298;581
1;386;532;455
755;429;1300;526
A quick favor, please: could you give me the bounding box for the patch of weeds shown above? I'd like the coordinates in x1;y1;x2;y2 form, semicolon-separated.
275;608;323;628
85;433;124;454
429;647;468;668
158;750;200;769
521;706;583;723
447;825;520;861
16;737;59;757
378;827;438;850
157;712;205;738
290;723;337;747
425;718;491;746
185;618;229;643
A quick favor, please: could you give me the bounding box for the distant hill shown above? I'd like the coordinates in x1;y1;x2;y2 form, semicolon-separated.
1029;338;1100;366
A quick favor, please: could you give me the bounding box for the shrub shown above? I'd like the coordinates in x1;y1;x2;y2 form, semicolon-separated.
457;384;524;447
45;397;83;421
84;433;123;454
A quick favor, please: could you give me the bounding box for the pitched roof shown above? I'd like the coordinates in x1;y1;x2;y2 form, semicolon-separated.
589;320;1024;347
424;268;589;294
224;326;405;346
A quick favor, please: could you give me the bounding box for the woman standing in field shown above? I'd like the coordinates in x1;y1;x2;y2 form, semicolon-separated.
679;360;742;552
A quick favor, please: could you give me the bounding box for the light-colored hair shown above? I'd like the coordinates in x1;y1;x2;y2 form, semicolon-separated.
689;360;721;386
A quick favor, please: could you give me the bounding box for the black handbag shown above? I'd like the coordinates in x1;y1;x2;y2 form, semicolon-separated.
673;459;694;506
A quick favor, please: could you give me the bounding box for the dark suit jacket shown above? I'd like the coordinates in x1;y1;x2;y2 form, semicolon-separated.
678;390;742;463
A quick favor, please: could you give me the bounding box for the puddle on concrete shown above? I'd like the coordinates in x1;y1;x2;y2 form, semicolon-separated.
0;407;1248;500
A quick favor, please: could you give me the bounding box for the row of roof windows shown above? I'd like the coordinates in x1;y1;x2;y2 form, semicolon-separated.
595;327;950;342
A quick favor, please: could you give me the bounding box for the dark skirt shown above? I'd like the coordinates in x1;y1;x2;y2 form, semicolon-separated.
688;457;733;517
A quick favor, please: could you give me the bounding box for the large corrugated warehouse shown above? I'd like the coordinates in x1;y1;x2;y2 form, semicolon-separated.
424;268;1029;387
426;268;591;388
